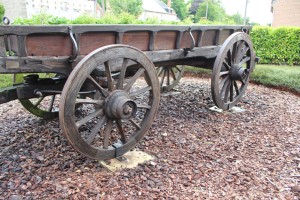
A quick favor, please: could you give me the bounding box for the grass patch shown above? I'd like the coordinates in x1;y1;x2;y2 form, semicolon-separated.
251;64;300;93
185;64;300;93
0;74;13;88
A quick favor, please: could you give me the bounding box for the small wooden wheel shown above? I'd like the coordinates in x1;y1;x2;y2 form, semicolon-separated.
59;45;160;160
211;32;255;110
14;74;59;119
157;65;184;92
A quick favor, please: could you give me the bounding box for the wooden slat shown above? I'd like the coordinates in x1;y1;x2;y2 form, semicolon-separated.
123;31;150;51
80;32;116;55
26;34;72;56
180;31;199;49
154;31;177;50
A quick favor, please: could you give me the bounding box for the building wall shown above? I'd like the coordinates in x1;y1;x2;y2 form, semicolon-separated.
0;0;98;21
0;0;27;21
139;10;178;22
272;0;300;27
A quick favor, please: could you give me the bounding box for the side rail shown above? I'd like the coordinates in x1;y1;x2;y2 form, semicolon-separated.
0;25;251;75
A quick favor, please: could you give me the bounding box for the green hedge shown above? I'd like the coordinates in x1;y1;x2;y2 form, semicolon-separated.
251;27;300;65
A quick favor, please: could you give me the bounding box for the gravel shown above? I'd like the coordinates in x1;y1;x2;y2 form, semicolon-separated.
0;76;299;199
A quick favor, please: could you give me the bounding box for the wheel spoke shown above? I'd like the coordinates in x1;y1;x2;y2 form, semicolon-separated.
48;95;56;112
160;68;167;87
75;98;104;105
76;109;103;128
124;68;145;91
104;61;114;92
237;46;249;63
137;104;151;109
86;116;107;145
223;79;231;102
103;119;113;149
219;71;229;77
235;41;245;62
239;56;251;65
223;62;231;70
116;119;126;143
129;119;141;130
87;75;109;97
33;97;44;107
116;58;129;90
157;67;164;76
233;81;240;95
175;66;182;72
227;47;233;66
170;67;177;80
129;86;152;98
230;81;234;102
167;68;170;86
232;42;238;63
219;76;229;91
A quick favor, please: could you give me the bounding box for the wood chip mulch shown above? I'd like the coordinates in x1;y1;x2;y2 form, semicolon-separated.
0;76;299;199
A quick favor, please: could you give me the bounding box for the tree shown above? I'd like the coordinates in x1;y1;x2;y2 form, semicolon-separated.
189;0;204;15
194;0;226;22
161;0;188;20
229;13;243;25
109;0;143;17
0;3;5;22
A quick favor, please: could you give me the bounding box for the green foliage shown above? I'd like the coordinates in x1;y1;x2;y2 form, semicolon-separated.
0;3;5;22
251;27;300;65
190;0;204;15
194;0;225;22
109;0;143;17
14;13;70;25
71;14;97;24
163;0;188;20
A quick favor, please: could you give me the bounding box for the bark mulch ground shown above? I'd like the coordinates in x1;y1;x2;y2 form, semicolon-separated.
0;76;299;199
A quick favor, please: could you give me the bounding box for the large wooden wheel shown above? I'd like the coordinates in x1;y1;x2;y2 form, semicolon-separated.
59;45;160;160
211;32;255;110
157;65;185;92
14;74;59;120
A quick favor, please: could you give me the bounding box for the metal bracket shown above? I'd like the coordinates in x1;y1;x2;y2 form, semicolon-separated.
2;17;10;25
183;27;195;53
68;26;79;61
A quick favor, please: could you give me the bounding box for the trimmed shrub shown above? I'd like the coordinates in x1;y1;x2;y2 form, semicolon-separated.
251;27;300;65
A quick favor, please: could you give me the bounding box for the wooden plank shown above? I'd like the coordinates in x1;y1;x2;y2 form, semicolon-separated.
123;31;150;51
80;32;116;55
202;30;217;46
219;30;231;45
180;31;199;49
154;31;177;50
26;34;72;56
0;36;6;57
149;31;157;51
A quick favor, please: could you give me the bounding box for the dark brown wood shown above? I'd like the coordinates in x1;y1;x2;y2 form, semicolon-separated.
26;34;72;56
180;31;199;49
154;31;177;50
80;32;115;55
202;30;217;46
123;31;150;51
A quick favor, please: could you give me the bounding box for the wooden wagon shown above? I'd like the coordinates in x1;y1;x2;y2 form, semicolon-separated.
0;24;256;160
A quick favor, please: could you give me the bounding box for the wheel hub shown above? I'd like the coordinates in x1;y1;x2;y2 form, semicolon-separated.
105;90;137;119
229;65;248;81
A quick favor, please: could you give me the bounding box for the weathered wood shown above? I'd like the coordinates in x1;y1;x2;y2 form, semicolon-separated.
155;31;177;50
26;34;72;56
123;31;150;51
80;32;115;55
